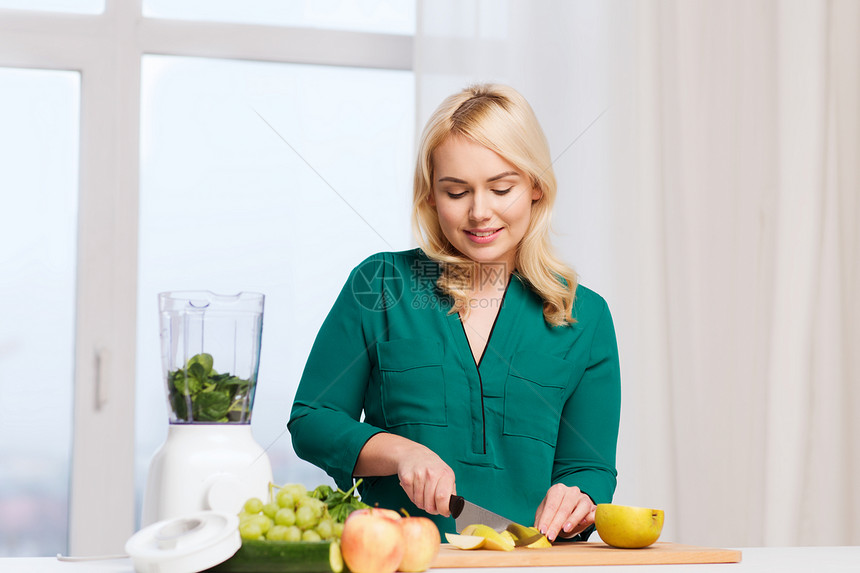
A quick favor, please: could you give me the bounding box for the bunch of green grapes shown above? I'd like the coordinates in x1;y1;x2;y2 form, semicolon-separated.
238;484;344;542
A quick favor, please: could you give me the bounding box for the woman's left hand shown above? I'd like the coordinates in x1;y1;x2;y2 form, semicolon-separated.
534;484;596;542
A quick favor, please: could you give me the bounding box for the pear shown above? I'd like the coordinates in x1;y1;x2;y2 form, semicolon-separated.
459;524;515;551
499;530;517;546
595;504;664;549
505;523;552;548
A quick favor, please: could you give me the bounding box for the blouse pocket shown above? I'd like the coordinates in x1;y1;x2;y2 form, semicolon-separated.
377;338;447;428
503;351;573;446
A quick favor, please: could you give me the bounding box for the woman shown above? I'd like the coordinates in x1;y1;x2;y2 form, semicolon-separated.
289;84;620;542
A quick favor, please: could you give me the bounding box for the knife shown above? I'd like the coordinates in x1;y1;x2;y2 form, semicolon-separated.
449;495;544;546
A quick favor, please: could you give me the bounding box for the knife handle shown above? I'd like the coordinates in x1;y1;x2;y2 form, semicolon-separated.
449;494;464;518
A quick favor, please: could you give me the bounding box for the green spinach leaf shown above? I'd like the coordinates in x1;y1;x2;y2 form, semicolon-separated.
166;353;254;423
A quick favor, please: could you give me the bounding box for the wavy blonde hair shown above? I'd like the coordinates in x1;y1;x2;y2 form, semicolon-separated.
412;83;577;326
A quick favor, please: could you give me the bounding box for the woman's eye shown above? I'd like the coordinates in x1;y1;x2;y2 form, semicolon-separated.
447;190;468;199
492;187;514;195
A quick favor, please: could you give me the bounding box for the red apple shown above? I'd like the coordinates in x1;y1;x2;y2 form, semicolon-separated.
348;507;402;521
398;516;441;572
340;508;405;573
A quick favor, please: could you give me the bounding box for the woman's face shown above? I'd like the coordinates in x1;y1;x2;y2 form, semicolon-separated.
429;135;541;271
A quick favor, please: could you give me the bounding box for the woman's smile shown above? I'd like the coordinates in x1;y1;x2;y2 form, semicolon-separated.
465;227;503;242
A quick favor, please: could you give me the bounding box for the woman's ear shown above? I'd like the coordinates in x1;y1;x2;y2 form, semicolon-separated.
531;186;543;202
427;191;437;207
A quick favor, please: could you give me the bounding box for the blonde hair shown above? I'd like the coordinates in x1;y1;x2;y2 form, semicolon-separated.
412;83;577;326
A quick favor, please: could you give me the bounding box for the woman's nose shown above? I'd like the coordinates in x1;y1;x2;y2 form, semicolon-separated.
469;190;492;221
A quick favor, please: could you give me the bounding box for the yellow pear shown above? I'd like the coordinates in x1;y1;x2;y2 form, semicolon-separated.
459;524;514;551
499;530;517;546
595;504;664;548
505;523;552;548
524;536;552;548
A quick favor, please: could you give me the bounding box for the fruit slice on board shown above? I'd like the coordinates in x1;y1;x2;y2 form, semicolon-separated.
505;523;552;548
522;536;552;548
444;534;486;550
459;524;514;551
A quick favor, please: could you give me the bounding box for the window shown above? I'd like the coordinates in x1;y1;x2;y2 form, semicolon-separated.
143;0;415;35
0;67;80;557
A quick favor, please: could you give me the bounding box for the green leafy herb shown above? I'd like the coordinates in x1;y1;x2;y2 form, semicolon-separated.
167;352;254;422
311;480;370;523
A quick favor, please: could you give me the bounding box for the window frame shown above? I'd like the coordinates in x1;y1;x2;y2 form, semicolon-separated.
0;0;412;554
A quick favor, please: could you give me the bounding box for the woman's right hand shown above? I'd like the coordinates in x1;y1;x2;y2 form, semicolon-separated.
354;432;456;516
395;441;457;516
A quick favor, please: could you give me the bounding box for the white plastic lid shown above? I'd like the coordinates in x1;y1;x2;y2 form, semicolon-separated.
125;511;240;573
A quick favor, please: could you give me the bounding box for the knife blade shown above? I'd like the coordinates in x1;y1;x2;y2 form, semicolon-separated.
449;494;518;534
449;495;547;546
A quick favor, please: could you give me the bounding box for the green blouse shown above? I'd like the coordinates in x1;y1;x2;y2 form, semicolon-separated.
288;249;620;535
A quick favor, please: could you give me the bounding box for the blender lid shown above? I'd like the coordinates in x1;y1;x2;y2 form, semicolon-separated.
125;511;240;573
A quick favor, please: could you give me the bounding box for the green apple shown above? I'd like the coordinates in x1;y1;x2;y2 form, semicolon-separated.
595;504;664;548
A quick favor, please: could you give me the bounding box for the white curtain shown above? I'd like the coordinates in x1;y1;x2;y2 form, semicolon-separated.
415;0;860;547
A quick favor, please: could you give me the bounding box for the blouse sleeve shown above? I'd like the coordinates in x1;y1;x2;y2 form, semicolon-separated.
552;298;622;505
288;261;387;491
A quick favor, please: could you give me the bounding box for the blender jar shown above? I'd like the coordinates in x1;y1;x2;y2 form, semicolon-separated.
158;291;264;424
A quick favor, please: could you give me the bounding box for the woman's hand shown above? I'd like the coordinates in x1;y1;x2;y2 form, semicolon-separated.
534;484;596;541
354;433;456;516
395;442;456;516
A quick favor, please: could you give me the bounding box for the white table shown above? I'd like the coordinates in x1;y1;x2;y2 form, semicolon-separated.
5;546;859;572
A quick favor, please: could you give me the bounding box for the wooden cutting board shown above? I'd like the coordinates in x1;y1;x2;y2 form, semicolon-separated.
431;542;742;567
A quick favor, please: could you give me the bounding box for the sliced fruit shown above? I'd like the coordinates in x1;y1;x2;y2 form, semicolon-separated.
505;523;551;548
444;533;485;550
328;541;344;573
499;530;516;546
505;522;539;539
524;536;552;548
464;524;515;552
459;524;479;537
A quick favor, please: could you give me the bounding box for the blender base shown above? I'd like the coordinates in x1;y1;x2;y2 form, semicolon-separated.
141;424;273;527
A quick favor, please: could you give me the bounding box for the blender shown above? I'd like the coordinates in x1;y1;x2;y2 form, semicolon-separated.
141;291;273;527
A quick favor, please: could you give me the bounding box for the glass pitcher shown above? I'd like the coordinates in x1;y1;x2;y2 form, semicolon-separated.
158;291;264;424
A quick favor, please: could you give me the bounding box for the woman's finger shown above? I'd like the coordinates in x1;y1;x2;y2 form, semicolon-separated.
423;473;440;514
424;464;457;515
560;499;596;537
537;485;596;541
400;473;421;510
536;484;575;540
434;482;454;517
